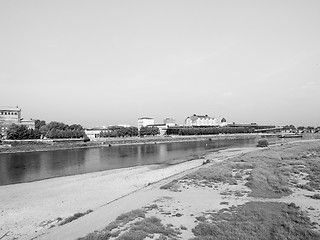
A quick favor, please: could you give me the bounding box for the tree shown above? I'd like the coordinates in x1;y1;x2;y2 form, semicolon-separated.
139;126;160;136
39;121;85;139
6;124;40;140
35;120;46;130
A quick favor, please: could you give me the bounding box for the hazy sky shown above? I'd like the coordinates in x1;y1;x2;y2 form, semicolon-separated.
1;0;319;127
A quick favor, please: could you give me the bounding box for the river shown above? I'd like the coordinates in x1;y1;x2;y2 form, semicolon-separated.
0;137;273;186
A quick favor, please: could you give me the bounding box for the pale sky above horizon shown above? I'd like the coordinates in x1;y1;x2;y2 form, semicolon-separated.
1;0;320;128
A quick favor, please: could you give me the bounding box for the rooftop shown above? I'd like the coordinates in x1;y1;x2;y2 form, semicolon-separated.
0;106;21;111
187;114;215;121
138;117;154;120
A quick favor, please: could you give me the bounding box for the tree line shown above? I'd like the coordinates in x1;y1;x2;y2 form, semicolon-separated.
166;126;254;136
100;126;138;138
99;126;159;138
283;125;320;132
6;120;86;140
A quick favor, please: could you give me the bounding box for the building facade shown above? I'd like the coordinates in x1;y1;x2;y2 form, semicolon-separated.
0;107;21;124
138;117;154;129
184;114;218;127
85;127;108;140
0;107;35;138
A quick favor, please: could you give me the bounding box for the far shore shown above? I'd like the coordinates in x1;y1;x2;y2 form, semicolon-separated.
0;133;272;154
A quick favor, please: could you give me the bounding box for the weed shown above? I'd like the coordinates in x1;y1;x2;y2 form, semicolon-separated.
116;209;145;223
306;193;320;199
124;217;180;239
116;230;147;240
190;202;320;240
180;225;187;230
257;139;269;147
144;204;158;211
59;210;93;226
196;216;206;222
160;180;179;191
297;184;315;192
78;210;179;240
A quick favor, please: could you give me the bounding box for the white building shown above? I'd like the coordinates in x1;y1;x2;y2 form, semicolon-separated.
138;117;154;129
85;127;108;140
184;114;218;127
163;117;176;127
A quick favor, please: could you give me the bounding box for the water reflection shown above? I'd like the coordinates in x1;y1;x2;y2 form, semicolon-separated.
0;138;260;186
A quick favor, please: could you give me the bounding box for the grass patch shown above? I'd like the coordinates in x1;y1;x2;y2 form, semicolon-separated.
78;210;180;240
306;193;320;200
128;216;180;237
297;184;315;192
190;201;320;240
303;160;320;190
182;162;236;187
59;210;93;226
116;209;145;223
160;180;179;191
257;139;269;147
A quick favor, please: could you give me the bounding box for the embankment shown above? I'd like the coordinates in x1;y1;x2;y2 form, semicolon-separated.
0;133;267;154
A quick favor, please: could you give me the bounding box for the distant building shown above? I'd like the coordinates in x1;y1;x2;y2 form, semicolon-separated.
0;106;35;138
0;107;21;124
163;117;176;127
184;114;218;127
138;117;154;129
20;119;36;129
117;124;131;128
85;127;108;140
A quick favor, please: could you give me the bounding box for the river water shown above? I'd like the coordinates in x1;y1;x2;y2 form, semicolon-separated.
0;137;271;186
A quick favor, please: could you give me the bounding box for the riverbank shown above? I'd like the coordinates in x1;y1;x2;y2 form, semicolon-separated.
0;133;264;154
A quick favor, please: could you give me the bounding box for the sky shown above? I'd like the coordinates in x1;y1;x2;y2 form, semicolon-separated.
1;0;320;128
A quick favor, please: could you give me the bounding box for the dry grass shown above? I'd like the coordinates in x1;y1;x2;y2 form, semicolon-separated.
58;210;93;226
78;209;180;240
161;149;293;198
191;202;320;240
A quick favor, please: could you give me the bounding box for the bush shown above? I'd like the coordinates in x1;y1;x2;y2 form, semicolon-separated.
257;139;269;147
